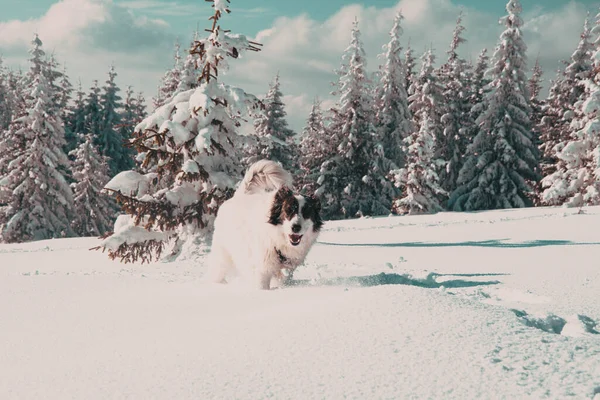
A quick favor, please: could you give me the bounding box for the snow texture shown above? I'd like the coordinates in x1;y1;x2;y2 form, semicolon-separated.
1;206;600;399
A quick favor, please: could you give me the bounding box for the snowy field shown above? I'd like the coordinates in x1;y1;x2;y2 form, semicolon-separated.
2;206;600;399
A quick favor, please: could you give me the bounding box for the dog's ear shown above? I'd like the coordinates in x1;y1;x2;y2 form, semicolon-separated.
268;187;293;225
309;194;321;213
308;194;323;231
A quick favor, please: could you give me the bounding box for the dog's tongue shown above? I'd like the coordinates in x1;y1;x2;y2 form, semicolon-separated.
290;234;302;243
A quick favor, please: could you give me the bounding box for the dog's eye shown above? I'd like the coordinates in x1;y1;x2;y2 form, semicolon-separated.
302;206;312;219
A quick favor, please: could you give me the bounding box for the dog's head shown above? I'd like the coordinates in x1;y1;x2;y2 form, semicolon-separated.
268;187;323;247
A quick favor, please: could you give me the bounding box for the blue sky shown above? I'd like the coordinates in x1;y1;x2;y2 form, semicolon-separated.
0;0;598;129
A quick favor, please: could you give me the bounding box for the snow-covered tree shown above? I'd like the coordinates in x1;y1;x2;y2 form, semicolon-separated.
98;1;262;263
541;12;600;207
96;66;132;175
83;80;103;143
298;98;330;193
528;58;544;151
539;16;594;181
153;41;183;109
0;36;74;242
177;33;201;94
58;66;76;153
437;14;473;196
318;19;393;219
391;111;446;214
65;81;87;153
467;48;491;152
449;0;540;211
248;73;296;170
404;42;416;95
391;49;446;214
374;12;412;171
70;134;116;236
0;59;11;130
135;91;147;123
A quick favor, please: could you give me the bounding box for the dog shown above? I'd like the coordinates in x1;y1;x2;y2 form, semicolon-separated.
207;160;323;290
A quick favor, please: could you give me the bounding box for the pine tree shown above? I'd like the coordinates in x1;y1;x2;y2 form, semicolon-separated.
391;111;446;214
249;73;296;170
374;12;412;171
449;0;540;211
392;49;446;214
469;49;490;128
98;0;262;263
298;98;329;193
404;42;416;95
135;91;148;122
540;11;600;206
438;14;473;196
407;50;445;170
96;66;132;175
59;66;76;154
65;81;87;153
539;16;593;183
153;41;183;109
318;19;392;218
83;80;103;145
0;59;11;130
0;36;74;242
70;134;116;236
177;33;201;94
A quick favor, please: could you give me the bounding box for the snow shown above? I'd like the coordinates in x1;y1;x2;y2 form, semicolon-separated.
1;206;600;399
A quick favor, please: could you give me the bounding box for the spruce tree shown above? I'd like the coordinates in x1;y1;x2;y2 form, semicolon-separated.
98;0;262;263
96;66;132;175
539;16;593;184
153;41;183;109
70;134;116;236
177;33;201;94
0;58;12;130
541;12;600;206
249;73;296;171
438;14;472;196
404;42;416;95
374;12;412;171
65;81;87;153
467;48;491;154
391;111;446;214
392;49;446;214
83;80;103;145
318;19;393;218
59;66;76;154
449;0;540;211
0;36;74;242
298;98;329;193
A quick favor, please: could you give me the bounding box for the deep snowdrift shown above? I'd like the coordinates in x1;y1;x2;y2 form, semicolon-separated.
1;206;599;399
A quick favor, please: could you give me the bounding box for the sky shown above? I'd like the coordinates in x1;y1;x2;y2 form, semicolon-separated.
0;0;598;130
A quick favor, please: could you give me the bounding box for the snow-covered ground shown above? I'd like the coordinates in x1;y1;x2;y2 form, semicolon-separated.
2;206;600;399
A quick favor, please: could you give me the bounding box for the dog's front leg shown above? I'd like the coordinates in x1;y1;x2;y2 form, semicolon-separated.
258;271;272;290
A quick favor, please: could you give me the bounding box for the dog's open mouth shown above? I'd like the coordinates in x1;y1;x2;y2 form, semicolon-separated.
289;234;303;246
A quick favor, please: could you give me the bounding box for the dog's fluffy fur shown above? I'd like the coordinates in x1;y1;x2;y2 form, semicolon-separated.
208;160;323;289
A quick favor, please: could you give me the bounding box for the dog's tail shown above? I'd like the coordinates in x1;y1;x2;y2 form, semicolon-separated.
236;160;293;195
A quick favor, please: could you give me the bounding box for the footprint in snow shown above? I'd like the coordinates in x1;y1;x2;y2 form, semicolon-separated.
511;309;599;338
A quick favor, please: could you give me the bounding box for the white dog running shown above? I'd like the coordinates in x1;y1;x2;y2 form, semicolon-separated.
208;160;323;289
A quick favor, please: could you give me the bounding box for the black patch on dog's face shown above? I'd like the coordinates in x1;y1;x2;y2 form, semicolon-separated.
269;188;323;232
303;195;323;232
268;187;296;225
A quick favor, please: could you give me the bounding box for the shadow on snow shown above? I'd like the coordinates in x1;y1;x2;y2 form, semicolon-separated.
288;272;503;289
318;239;600;248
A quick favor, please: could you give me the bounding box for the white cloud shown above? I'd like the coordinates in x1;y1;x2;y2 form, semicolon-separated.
0;0;176;110
0;0;591;134
226;0;590;132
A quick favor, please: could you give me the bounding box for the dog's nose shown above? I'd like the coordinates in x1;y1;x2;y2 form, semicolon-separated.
291;224;301;233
